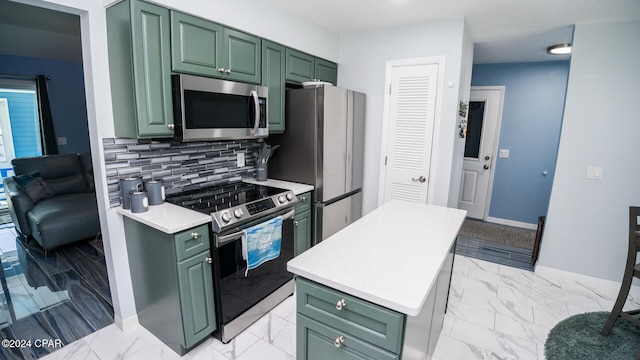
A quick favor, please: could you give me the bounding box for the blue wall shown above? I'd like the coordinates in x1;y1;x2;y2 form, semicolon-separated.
471;61;569;224
0;54;90;154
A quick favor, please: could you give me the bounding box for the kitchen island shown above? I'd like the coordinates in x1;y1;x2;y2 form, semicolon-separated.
287;200;466;360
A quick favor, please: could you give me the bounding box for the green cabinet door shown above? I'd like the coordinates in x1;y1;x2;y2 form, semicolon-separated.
285;48;315;83
262;40;286;133
294;210;311;256
224;28;261;84
170;11;223;77
315;58;338;85
177;252;216;349
107;0;174;138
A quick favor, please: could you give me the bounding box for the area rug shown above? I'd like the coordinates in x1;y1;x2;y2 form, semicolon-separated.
544;311;640;360
458;219;535;250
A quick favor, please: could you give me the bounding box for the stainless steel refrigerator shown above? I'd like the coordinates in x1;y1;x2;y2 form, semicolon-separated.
268;85;365;245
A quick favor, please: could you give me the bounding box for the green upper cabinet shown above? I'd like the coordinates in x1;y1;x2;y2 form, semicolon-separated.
171;11;261;84
170;11;223;77
107;0;175;138
224;29;261;84
315;58;338;85
262;40;286;133
285;48;314;84
285;48;338;85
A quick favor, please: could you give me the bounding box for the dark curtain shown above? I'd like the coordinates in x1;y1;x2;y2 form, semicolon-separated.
35;75;58;155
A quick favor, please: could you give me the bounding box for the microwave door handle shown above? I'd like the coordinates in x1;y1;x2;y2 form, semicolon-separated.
214;209;295;247
250;90;259;134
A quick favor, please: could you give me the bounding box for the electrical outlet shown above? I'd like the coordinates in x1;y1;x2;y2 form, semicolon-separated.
57;137;67;145
237;153;245;167
498;149;509;158
586;166;603;180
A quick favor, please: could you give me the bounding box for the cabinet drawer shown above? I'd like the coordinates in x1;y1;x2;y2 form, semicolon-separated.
297;314;399;360
295;192;312;214
174;225;210;262
296;278;405;354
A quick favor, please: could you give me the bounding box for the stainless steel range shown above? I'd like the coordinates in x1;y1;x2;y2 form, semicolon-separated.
166;182;298;343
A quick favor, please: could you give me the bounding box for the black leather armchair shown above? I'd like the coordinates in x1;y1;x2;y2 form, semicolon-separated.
3;153;100;253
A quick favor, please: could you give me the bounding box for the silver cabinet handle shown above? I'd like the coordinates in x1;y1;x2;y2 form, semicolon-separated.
205;257;213;264
294;221;299;226
191;232;199;239
336;299;346;310
334;335;345;348
168;123;175;130
300;196;307;202
412;176;426;183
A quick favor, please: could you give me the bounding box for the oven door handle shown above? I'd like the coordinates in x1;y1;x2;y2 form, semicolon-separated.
215;209;295;247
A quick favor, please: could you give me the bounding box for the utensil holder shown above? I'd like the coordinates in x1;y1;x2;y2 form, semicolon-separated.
256;163;268;182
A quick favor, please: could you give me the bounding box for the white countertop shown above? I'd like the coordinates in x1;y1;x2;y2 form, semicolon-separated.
117;179;314;234
287;200;466;316
117;202;212;234
242;178;314;195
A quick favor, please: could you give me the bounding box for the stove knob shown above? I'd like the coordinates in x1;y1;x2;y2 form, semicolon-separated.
221;212;232;222
286;193;294;201
234;208;244;218
278;195;286;204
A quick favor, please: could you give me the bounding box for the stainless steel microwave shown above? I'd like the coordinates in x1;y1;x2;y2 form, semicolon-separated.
171;74;268;141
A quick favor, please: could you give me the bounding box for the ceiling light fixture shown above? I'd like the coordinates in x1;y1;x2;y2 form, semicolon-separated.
547;43;572;55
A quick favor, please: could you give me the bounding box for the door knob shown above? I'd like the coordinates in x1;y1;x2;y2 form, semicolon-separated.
484;156;490;160
412;176;426;183
483;164;490;170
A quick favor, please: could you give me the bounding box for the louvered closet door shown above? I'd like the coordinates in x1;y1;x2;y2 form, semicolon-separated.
383;63;439;203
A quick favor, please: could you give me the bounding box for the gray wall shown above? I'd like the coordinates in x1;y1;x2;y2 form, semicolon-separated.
538;20;640;281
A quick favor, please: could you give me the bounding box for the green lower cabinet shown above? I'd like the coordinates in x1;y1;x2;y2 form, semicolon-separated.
124;219;216;355
294;192;312;255
298;315;399;360
294;210;311;256
296;278;405;360
262;40;286;133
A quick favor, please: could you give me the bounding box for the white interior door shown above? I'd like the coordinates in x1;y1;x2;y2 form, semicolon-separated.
380;61;441;204
458;87;504;219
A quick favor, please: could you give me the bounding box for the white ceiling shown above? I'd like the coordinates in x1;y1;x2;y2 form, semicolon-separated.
272;0;640;63
0;0;639;64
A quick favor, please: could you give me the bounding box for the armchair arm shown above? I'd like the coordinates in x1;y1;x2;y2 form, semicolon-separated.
4;177;34;236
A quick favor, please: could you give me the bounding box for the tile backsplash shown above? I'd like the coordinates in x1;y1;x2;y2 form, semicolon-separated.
102;137;261;207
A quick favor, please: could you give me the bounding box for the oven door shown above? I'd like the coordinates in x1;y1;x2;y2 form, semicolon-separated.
212;207;295;341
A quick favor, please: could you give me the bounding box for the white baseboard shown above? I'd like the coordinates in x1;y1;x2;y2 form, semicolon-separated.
485;216;537;230
114;314;139;331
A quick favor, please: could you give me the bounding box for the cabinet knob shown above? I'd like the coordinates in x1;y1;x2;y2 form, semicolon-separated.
191;232;199;239
300;196;307;202
333;335;345;348
205;257;213;264
217;68;225;73
335;299;346;310
225;69;231;74
168;123;175;130
294;221;299;227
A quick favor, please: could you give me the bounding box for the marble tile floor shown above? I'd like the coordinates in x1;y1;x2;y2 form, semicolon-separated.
0;225;113;359
39;254;640;360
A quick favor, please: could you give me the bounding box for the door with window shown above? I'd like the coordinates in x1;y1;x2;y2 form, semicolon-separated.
458;87;504;219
